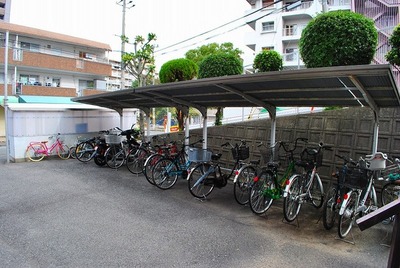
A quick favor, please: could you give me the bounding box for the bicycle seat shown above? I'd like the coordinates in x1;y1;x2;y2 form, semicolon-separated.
41;141;48;144
211;153;222;161
267;162;280;169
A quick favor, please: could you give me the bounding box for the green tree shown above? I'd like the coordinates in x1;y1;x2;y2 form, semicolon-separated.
159;58;199;130
299;11;377;68
198;53;243;125
159;58;198;83
185;42;243;66
253;50;283;72
122;33;157;87
386;24;400;68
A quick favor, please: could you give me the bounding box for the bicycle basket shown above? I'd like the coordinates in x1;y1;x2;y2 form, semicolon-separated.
259;144;279;164
188;147;212;162
340;167;368;189
105;134;122;144
300;148;323;167
231;146;250;161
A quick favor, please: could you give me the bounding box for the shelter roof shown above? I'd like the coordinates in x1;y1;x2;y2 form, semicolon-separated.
72;64;400;114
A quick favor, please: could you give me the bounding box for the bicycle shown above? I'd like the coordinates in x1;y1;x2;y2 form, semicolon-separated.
151;138;204;190
25;133;70;162
187;141;249;199
337;152;386;239
248;137;308;215
380;157;400;207
126;140;152;174
283;142;332;223
322;154;357;230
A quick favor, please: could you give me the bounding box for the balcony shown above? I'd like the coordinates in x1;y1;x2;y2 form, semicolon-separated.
0;47;111;77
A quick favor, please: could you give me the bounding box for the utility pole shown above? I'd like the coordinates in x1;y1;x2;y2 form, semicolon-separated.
118;0;135;90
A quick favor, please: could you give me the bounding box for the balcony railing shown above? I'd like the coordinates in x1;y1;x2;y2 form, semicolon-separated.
282;1;312;12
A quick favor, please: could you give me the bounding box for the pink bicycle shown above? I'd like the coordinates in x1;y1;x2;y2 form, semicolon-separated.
25;133;70;162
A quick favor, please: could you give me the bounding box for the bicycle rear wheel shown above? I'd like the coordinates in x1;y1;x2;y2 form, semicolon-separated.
310;172;324;208
105;145;125;169
152;158;179;190
57;144;70;160
338;191;358;239
322;185;337;230
69;146;77;159
126;148;148;175
234;165;256;205
75;141;95;162
188;163;215;199
25;143;46;162
283;174;302;222
249;170;275;214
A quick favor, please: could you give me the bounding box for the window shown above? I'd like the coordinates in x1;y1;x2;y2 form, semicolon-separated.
262;46;274;51
285;24;297;36
262;0;274;7
20;42;40;52
262;22;274;32
20;74;40;85
285;48;298;61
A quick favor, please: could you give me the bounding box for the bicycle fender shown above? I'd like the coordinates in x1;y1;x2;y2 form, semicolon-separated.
187;167;196;181
339;189;353;215
283;174;297;198
233;165;249;183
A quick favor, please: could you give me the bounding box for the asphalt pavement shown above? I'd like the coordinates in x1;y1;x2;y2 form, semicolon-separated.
0;146;394;267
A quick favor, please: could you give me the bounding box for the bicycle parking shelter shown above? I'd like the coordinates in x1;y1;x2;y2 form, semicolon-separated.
72;64;400;153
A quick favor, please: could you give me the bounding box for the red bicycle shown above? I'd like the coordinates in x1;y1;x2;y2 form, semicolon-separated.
25;133;70;162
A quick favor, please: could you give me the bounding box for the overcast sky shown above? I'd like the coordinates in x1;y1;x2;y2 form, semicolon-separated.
9;0;254;70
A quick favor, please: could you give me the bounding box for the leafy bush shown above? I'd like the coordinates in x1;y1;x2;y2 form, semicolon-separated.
299;11;377;68
198;53;243;78
386;24;400;66
159;58;198;83
253;50;283;72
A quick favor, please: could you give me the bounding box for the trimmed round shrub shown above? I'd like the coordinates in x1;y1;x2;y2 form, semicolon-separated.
299;10;378;68
386;24;400;66
253;50;283;72
159;58;198;83
198;53;242;78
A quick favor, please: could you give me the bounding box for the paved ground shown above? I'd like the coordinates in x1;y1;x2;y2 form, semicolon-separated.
0;146;394;267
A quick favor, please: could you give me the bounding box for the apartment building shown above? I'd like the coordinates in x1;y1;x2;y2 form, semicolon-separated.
244;0;400;70
0;21;112;98
0;0;11;22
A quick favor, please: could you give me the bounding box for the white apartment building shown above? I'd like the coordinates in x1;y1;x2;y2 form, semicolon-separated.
244;0;398;70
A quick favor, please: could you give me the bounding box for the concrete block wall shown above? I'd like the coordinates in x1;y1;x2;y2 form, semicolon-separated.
166;107;400;188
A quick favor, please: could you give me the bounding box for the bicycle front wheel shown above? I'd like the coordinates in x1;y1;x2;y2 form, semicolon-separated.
188;163;215;199
338;190;358;239
25;143;46;162
105;145;125;169
381;182;399;206
152;158;179;190
57;144;70;160
249;170;275;214
144;154;162;185
322;185;337;230
69;146;77;159
75;142;95;162
310;172;324;208
126;148;148;175
283;174;302;222
234;165;256;205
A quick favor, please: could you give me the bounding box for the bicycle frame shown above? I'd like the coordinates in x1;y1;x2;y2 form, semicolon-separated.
31;138;63;156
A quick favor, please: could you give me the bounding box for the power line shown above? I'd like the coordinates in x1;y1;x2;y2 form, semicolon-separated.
154;0;284;55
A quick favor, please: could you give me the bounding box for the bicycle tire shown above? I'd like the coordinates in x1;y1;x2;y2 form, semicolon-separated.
381;182;399;206
105;145;125;169
57;144;71;160
310;172;324;208
338;190;358;239
25;143;46;162
126;148;148;175
144;154;163;185
152;158;179;190
322;185;337;230
69;146;77;159
94;155;106;166
188;163;215;199
234;165;256;205
283;174;302;222
75;141;95;162
249;170;274;214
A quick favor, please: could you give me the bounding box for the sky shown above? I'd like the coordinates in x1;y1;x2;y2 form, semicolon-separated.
9;0;255;71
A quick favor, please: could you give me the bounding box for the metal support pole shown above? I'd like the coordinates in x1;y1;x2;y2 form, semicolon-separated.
4;31;9;163
120;0;127;90
202;116;207;149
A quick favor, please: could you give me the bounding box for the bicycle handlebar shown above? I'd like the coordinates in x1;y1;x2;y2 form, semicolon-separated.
335;154;357;166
